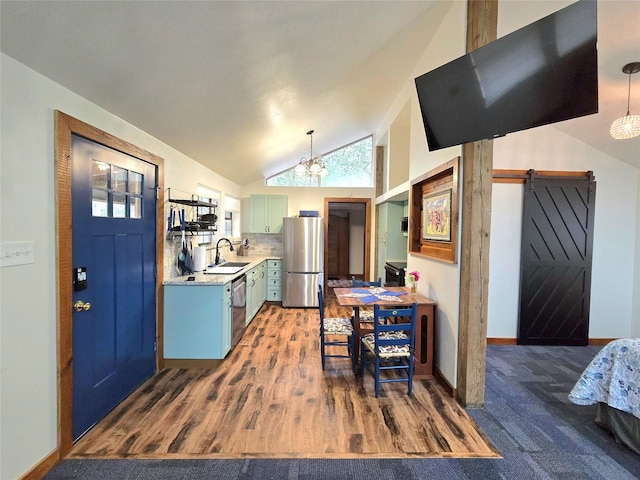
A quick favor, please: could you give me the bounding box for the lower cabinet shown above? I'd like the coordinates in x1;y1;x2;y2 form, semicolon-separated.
267;259;283;301
164;282;232;360
246;261;267;325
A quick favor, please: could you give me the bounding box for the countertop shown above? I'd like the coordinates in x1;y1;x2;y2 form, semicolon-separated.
163;255;281;286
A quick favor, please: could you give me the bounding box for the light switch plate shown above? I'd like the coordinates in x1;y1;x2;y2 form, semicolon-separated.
1;241;35;267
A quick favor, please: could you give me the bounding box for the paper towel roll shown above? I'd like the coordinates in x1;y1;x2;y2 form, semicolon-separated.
193;246;207;272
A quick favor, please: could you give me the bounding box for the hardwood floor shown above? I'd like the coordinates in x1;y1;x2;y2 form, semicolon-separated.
69;289;499;459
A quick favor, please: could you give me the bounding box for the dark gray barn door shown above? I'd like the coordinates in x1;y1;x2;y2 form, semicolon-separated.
518;171;596;345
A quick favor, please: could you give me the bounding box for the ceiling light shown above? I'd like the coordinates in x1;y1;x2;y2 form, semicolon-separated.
294;130;329;177
610;62;640;140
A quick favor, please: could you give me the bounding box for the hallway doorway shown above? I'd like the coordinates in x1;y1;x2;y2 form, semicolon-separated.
324;198;371;284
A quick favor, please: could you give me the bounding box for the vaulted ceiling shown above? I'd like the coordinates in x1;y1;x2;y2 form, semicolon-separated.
2;1;638;186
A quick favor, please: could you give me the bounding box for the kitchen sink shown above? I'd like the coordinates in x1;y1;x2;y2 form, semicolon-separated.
203;261;252;275
204;266;244;275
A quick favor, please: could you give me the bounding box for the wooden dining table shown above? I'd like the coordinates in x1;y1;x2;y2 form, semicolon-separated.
333;286;437;379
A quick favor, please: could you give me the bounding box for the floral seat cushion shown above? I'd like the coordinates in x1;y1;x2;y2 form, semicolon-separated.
323;317;353;335
352;309;388;326
361;331;410;358
353;309;374;322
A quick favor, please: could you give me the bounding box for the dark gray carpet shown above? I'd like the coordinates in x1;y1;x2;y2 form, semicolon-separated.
44;345;640;479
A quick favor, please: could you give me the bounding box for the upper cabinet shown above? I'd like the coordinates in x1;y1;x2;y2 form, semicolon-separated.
242;194;288;234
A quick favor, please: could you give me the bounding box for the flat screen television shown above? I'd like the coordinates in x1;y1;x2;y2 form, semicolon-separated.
415;0;598;151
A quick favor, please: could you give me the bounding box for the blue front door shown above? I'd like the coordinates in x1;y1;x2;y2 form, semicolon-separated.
71;134;157;440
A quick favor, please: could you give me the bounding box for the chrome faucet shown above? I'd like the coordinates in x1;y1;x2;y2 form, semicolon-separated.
214;238;234;265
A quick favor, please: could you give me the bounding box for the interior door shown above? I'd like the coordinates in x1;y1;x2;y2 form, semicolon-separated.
518;171;596;345
327;213;350;278
71;134;157;439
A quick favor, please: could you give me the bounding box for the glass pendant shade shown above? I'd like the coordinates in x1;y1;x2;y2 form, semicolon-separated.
611;62;640;140
610;113;640;139
294;162;307;176
308;161;322;175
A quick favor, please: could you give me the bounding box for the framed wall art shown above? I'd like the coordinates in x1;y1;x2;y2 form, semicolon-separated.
423;188;452;242
409;157;459;263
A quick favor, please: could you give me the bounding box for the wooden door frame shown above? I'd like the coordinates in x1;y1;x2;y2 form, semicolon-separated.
324;198;371;285
54;111;165;456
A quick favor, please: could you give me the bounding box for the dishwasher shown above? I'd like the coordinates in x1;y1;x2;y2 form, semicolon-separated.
231;275;247;346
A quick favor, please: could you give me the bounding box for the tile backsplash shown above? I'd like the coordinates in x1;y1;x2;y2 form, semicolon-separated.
239;233;283;257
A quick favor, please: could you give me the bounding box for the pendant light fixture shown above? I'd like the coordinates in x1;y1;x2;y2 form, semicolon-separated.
294;130;329;177
610;62;640;140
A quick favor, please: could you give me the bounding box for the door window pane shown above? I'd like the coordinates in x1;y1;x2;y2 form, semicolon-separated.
112;167;128;193
130;197;142;219
129;171;142;194
113;194;126;218
92;161;109;189
92;189;109;217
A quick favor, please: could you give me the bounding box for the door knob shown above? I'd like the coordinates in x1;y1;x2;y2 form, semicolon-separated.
74;300;91;312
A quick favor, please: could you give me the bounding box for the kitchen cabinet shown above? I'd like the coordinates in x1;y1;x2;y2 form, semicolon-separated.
245;261;266;325
163;282;232;360
266;259;283;301
243;195;288;233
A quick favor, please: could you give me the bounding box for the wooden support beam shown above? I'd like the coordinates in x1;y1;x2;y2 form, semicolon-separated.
456;0;498;408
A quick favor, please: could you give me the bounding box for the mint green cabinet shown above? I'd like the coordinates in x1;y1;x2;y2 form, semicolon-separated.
377;201;407;279
163;283;232;359
266;259;282;301
243;195;288;233
246;261;267;325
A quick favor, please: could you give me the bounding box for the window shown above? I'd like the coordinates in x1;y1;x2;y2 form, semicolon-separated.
266;135;373;187
91;160;143;218
225;211;233;237
224;195;240;239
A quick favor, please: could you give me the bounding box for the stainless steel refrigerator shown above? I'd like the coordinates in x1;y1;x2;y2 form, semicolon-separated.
282;216;324;307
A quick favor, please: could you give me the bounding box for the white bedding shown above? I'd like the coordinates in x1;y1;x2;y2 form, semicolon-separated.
569;338;640;420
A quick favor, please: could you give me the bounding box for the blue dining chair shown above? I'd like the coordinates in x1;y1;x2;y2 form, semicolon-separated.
318;285;355;372
360;303;418;397
350;276;382;324
351;276;381;288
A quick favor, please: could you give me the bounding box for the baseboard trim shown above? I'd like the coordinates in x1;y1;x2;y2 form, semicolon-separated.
487;338;517;345
20;448;59;480
588;338;617;346
434;368;455;398
487;338;617;346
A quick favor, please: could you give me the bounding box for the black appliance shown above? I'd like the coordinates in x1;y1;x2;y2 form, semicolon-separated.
384;261;407;287
414;0;598;152
401;217;408;232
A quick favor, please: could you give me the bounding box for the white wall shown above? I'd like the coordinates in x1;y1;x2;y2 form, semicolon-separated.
489;126;639;339
0;54;242;480
375;0;466;386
